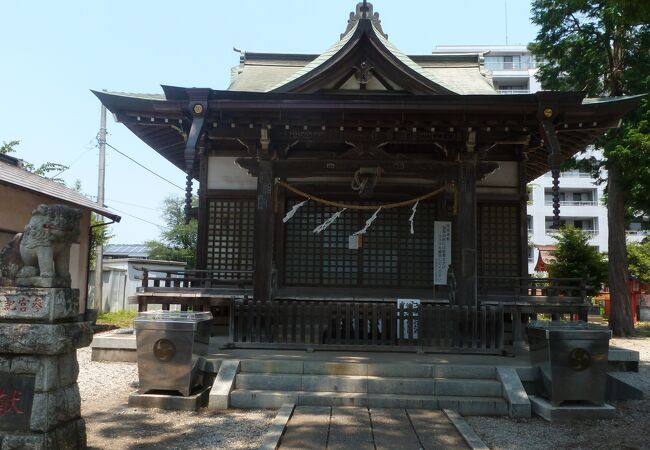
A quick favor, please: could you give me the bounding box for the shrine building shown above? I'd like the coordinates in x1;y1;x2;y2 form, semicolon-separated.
95;2;641;351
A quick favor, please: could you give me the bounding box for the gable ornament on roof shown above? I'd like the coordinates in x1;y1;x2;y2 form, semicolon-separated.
353;61;375;86
342;2;387;39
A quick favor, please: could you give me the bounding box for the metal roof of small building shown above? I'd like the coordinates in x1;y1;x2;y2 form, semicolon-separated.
104;244;150;258
0;160;121;222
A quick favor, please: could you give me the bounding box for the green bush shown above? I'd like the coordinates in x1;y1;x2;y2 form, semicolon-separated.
96;310;137;329
548;226;608;296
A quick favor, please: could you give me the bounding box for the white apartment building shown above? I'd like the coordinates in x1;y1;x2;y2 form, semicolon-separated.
433;45;648;273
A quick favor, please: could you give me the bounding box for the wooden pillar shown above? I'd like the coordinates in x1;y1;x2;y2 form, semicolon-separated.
551;167;561;229
253;160;275;302
519;151;529;280
457;133;478;306
196;149;209;270
537;96;562;230
183;89;210;224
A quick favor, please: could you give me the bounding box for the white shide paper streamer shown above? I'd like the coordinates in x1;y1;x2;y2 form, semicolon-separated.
313;208;347;234
283;200;308;223
352;207;382;236
409;200;419;234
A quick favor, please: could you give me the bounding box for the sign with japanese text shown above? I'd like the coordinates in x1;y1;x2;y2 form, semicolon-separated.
0;289;78;321
0;372;35;431
397;299;420;339
433;221;452;285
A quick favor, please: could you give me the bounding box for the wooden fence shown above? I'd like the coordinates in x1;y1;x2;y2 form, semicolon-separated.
478;276;590;301
232;300;504;354
138;268;253;290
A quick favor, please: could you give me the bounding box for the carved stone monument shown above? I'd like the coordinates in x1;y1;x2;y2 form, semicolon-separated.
0;205;91;449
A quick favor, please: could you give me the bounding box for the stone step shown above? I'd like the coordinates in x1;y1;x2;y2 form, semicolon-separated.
436;378;502;397
238;359;498;379
235;373;501;397
230;389;508;415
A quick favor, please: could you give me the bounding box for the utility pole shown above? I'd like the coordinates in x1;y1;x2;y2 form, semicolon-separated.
94;104;107;314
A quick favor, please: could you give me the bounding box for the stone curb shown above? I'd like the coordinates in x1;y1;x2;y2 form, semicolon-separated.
258;403;295;450
496;367;531;418
208;359;240;410
443;409;490;450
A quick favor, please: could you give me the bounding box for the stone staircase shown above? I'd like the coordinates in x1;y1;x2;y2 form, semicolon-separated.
229;360;509;416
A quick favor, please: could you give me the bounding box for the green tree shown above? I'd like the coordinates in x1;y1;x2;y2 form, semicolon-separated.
71;180;113;268
0;140;20;155
145;196;198;269
548;226;608;296
1;140;69;183
627;239;650;282
530;0;650;336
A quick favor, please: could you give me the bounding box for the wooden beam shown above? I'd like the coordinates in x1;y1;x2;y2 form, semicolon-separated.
236;158;498;180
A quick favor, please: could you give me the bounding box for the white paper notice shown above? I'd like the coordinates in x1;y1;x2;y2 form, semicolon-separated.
434;221;452;285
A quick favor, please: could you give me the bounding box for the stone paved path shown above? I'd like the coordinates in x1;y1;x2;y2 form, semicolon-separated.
278;406;469;450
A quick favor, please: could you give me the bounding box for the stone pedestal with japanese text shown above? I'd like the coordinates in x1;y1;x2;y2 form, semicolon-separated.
0;287;91;450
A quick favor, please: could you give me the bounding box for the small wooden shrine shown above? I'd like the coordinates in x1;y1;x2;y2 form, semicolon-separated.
95;2;640;351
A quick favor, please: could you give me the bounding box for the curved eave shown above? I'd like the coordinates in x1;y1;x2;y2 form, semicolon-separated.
92;90;190;174
270;19;456;95
93;88;643;184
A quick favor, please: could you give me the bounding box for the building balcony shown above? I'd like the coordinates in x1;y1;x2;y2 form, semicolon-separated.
485;61;538;71
545;171;592;178
544;200;598;207
626;230;650;236
498;89;531;95
545;228;598;237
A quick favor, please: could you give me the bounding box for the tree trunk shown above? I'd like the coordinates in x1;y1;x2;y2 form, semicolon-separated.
607;166;635;336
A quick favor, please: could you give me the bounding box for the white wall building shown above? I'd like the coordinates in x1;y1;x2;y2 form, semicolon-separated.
433;45;648;273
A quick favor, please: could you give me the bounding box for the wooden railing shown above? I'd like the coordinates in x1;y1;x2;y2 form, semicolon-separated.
232;300;504;354
478;276;590;301
138;268;253;290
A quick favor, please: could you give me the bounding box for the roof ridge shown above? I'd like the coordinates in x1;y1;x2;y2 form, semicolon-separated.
0;160;120;221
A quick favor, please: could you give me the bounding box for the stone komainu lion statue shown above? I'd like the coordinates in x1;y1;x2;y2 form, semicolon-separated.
0;204;81;288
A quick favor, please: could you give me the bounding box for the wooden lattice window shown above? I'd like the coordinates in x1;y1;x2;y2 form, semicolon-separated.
284;200;436;288
206;198;255;277
477;203;520;278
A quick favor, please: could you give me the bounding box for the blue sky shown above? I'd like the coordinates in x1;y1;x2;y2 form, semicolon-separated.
0;1;537;243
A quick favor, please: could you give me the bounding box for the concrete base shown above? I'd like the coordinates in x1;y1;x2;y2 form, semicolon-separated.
529;395;615;421
607;373;644;400
91;329;136;362
128;385;211;411
609;347;640;372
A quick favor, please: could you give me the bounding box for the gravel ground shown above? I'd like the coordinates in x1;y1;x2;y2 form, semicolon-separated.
78;336;649;449
467;337;650;450
77;347;274;450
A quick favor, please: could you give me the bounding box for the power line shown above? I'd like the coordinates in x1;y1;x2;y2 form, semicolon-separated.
106;198;163;212
107;205;163;227
105;141;185;191
50;143;97;178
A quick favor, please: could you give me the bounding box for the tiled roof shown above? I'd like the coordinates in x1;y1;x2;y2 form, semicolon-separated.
267;23;359;92
0;161;120;221
230;20;495;95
